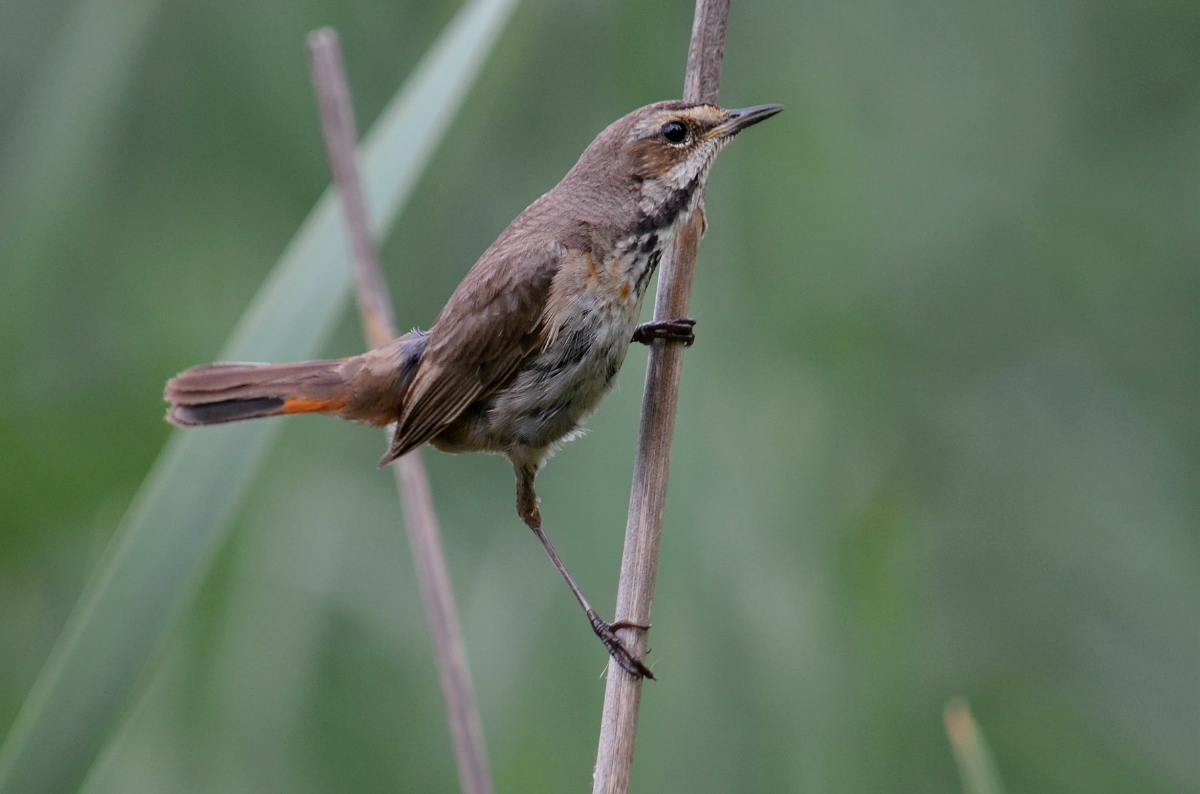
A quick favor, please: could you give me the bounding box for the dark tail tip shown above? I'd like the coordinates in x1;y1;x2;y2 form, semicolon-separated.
167;397;286;427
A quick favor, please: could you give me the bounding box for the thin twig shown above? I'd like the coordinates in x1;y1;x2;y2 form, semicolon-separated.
591;2;729;792
306;29;494;794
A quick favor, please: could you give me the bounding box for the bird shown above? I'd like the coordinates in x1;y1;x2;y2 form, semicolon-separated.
165;99;782;678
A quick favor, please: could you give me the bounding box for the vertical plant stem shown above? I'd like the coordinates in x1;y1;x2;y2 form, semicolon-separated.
307;29;493;794
591;2;729;792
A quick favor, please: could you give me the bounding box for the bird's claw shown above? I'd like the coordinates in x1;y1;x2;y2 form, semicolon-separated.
633;318;696;347
591;614;655;680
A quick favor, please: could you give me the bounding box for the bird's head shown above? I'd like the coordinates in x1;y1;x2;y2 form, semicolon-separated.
620;102;782;186
561;101;782;237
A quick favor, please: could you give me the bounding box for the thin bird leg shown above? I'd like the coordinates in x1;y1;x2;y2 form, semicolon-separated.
633;317;696;347
515;464;654;679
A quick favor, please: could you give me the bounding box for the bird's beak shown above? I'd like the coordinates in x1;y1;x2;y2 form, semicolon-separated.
709;104;784;139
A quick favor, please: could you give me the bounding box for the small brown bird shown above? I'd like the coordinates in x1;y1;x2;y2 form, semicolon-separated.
166;100;781;677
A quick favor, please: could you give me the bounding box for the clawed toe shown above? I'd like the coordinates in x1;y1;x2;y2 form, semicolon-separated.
633;318;696;347
591;615;655;680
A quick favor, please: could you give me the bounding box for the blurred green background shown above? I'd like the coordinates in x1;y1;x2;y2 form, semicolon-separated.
2;0;1198;792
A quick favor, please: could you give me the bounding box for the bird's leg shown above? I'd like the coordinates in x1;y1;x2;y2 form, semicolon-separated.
633;317;696;347
515;463;543;528
529;524;655;680
514;464;654;680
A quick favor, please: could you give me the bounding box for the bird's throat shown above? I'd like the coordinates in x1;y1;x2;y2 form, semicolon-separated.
624;172;706;299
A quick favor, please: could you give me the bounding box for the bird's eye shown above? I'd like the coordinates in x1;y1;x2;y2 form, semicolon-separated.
661;121;688;144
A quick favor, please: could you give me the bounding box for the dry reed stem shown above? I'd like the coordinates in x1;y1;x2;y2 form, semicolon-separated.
591;2;729;792
307;28;493;794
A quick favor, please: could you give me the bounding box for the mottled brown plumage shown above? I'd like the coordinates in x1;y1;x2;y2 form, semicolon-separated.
165;100;781;677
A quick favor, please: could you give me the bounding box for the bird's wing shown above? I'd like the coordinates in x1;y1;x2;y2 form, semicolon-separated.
382;238;568;462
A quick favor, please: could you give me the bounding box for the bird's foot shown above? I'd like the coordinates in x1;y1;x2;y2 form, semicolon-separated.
633;318;696;347
590;612;655;680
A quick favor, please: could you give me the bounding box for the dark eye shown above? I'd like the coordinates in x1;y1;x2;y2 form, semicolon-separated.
662;121;687;144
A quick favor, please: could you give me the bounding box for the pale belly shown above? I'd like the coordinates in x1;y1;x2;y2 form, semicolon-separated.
434;285;646;462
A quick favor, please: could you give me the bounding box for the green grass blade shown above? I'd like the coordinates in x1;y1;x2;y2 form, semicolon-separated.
945;699;1007;794
0;1;519;792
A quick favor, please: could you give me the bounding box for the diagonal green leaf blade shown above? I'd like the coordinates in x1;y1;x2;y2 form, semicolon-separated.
0;0;162;332
0;1;519;792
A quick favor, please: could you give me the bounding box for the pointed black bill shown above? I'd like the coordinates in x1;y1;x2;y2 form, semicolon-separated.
712;103;784;138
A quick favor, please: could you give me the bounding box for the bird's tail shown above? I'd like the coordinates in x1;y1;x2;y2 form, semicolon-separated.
164;359;354;426
165;331;428;428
